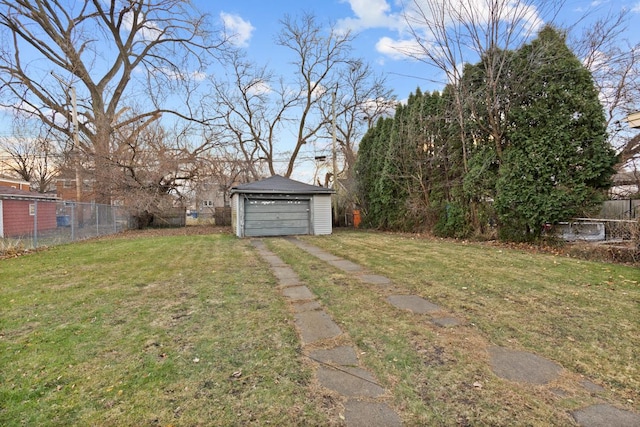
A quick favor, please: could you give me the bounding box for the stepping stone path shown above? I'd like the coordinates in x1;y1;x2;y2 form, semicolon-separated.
488;346;563;385
286;237;465;331
250;240;402;426
256;238;639;426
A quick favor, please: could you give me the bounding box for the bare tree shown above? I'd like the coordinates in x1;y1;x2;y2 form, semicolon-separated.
321;60;395;180
211;13;392;185
0;0;228;204
570;9;640;171
276;13;356;178
210;49;297;179
0;117;62;192
402;0;563;169
108;119;207;225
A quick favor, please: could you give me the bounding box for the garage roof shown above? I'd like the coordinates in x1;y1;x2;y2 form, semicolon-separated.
0;187;59;201
231;175;334;195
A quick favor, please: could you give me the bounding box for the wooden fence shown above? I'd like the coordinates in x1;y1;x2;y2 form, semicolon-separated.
600;199;640;220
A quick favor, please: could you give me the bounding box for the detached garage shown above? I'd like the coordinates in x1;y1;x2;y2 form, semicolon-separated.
0;187;59;238
230;175;334;237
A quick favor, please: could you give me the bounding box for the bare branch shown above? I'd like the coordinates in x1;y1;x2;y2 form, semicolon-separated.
0;0;229;203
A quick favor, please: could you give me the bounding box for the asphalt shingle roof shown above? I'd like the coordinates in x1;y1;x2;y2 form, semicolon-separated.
231;175;334;194
0;187;59;200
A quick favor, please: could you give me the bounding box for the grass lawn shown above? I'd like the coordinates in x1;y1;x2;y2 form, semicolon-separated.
0;231;329;426
1;227;638;425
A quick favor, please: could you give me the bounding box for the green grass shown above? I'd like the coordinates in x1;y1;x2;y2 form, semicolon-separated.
1;228;639;425
0;232;328;426
285;231;639;421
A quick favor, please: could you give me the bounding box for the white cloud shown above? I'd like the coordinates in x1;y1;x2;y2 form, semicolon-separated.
160;68;206;82
376;37;426;60
121;9;164;41
337;0;401;31
632;2;640;13
407;0;543;34
340;0;545;61
360;97;398;117
220;12;254;47
245;79;271;96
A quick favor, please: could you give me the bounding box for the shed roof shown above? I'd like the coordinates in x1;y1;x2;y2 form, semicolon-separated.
0;187;59;201
231;175;334;195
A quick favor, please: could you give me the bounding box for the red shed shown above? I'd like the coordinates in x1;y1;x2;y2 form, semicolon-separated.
0;187;59;238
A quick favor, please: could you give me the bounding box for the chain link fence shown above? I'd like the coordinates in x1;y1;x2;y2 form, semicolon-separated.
1;200;134;252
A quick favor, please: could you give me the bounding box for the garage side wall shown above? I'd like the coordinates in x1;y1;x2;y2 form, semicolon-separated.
313;194;332;235
2;199;57;237
231;194;242;237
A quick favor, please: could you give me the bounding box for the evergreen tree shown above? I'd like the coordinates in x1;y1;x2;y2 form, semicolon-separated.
495;26;617;240
376;101;410;229
355;116;394;227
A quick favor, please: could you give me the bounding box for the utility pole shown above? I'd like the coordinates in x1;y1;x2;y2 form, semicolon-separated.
51;72;82;203
331;87;338;225
70;85;81;203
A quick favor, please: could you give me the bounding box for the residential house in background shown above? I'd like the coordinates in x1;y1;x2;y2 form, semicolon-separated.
610;171;640;200
0;176;31;191
55;173;94;202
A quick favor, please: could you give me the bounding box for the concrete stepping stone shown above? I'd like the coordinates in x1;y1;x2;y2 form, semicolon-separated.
260;254;286;267
303;248;341;262
294;310;343;345
286;238;341;260
360;274;392;286
317;365;385;397
330;259;364;272
488;346;562;385
432;317;463;327
309;345;359;367
271;266;300;283
572;404;640;427
281;285;315;301
344;400;403;427
292;300;322;313
250;239;267;250
386;295;441;314
313;252;342;262
580;379;605;394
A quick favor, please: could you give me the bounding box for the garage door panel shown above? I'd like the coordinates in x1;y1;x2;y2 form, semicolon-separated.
247;213;308;221
245;226;309;237
244;219;308;228
246;202;308;212
247;207;307;216
244;198;310;236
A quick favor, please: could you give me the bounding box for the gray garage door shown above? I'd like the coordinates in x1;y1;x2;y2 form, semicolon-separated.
244;198;310;237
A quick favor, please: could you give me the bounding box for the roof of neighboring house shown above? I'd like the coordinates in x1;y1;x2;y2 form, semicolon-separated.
0;187;59;201
0;175;30;185
230;175;334;194
612;171;639;185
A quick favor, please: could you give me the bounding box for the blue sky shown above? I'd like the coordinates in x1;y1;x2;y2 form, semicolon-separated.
197;0;640;100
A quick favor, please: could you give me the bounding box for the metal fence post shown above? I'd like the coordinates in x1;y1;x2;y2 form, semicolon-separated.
71;203;76;241
33;200;38;248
